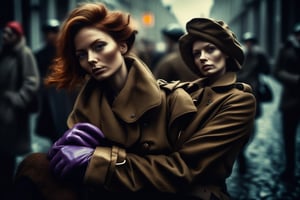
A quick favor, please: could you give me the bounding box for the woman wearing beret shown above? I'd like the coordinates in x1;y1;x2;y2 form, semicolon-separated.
13;6;255;200
172;17;256;199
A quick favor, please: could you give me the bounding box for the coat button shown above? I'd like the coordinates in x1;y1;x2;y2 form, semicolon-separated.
236;83;244;90
142;142;150;150
206;99;212;105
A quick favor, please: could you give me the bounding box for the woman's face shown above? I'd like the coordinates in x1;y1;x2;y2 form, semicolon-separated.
74;27;127;81
192;40;227;78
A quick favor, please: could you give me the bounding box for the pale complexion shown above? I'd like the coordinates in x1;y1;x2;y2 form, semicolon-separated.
74;27;128;94
192;40;227;80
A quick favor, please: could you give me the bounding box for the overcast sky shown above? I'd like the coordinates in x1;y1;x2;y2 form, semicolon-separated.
162;0;214;27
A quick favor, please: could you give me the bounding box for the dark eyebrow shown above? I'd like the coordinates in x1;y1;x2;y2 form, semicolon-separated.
75;39;104;52
193;43;216;51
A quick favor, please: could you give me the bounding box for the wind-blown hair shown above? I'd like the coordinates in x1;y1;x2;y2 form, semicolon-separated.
45;2;137;90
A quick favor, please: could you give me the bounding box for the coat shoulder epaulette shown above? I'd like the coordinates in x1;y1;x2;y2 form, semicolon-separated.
158;79;253;94
157;79;189;92
212;82;253;93
233;82;253;93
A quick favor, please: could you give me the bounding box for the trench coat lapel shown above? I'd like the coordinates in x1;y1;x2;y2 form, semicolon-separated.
67;56;163;146
112;57;161;123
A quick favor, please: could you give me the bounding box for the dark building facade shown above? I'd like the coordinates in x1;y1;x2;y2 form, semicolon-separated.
0;0;179;52
210;0;300;63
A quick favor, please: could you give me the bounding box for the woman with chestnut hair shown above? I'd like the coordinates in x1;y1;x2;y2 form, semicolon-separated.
14;2;196;199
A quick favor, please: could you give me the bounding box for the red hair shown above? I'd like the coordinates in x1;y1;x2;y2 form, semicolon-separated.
45;2;137;90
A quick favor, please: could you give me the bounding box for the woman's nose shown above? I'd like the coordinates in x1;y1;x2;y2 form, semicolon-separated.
199;51;208;61
199;54;207;63
88;50;98;64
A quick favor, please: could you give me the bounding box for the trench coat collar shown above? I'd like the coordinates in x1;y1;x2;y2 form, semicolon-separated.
192;72;237;89
111;56;162;122
69;55;162;125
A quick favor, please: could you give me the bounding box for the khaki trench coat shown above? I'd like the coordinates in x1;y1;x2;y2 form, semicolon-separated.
80;71;255;199
15;56;256;200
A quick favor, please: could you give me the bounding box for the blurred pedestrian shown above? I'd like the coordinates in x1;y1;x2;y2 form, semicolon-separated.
0;20;40;198
34;19;77;143
236;32;271;173
136;38;164;71
273;22;300;184
153;23;198;81
35;19;60;80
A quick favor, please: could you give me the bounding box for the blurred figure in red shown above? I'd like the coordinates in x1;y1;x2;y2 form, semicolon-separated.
153;23;198;81
273;23;300;185
0;21;40;198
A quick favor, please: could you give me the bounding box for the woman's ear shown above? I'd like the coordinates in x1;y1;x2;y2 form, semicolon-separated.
119;43;128;54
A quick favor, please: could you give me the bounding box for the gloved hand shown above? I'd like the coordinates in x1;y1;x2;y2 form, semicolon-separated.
57;122;105;147
49;145;94;180
48;123;105;159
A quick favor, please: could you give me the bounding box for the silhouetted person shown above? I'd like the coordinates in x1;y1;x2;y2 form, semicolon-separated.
137;38;164;72
153;23;198;81
34;19;76;143
0;21;40;198
236;32;271;173
273;23;300;184
238;32;271;118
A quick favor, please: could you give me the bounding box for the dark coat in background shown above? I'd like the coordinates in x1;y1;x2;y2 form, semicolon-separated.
273;32;300;180
0;37;40;155
34;43;77;143
274;34;300;112
153;49;198;82
237;45;270;118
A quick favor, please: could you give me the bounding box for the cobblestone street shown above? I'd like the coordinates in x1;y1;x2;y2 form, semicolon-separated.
227;76;300;199
18;76;300;200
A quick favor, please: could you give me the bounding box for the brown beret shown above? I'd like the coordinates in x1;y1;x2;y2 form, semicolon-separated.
179;18;244;76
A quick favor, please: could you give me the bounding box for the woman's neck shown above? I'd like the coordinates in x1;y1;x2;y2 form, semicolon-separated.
107;61;128;95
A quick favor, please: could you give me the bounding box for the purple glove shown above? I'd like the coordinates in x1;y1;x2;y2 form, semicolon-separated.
48;123;104;159
49;145;94;180
57;122;104;147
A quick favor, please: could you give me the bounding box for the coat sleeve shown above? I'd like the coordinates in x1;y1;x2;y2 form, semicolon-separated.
179;90;256;181
84;89;256;194
9;46;40;109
